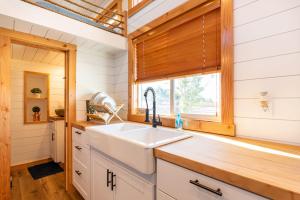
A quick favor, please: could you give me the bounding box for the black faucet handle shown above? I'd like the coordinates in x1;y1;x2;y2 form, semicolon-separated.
145;108;150;122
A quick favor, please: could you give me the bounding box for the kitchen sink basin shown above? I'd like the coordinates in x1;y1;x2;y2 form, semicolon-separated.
86;122;192;174
93;122;149;134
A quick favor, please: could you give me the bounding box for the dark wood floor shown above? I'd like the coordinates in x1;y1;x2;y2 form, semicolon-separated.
11;165;83;200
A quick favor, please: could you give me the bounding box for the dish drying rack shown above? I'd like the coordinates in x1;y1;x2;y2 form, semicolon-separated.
86;92;124;124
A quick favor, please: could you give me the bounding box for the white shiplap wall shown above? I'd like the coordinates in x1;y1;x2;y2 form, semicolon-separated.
76;50;116;120
118;0;300;145
113;51;128;119
10;59;64;165
233;0;300;145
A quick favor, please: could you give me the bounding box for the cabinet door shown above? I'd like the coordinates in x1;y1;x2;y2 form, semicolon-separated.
91;151;113;200
114;175;145;200
157;190;176;200
49;123;56;161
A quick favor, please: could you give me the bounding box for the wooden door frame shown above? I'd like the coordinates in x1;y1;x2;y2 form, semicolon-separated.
0;27;76;199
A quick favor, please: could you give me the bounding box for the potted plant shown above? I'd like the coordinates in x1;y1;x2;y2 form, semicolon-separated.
32;106;41;121
31;88;42;98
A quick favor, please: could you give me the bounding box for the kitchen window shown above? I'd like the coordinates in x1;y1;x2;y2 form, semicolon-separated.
128;0;234;136
137;73;221;121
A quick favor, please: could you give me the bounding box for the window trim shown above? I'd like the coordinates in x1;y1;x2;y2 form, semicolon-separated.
128;0;154;17
127;0;234;136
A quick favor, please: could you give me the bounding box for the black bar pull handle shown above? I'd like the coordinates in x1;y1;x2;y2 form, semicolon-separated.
75;170;82;176
75;145;82;150
111;172;116;191
75;131;82;135
107;169;112;187
189;179;222;196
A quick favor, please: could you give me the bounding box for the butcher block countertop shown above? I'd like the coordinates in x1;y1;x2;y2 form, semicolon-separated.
71;121;300;199
71;121;105;131
155;134;300;200
71;120;120;131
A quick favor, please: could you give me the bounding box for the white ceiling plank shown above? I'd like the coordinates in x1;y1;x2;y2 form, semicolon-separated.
72;36;86;46
12;44;26;60
30;25;49;37
45;29;63;40
23;47;38;62
42;51;59;64
52;53;65;66
14;19;32;33
58;33;76;43
33;49;49;63
0;14;14;29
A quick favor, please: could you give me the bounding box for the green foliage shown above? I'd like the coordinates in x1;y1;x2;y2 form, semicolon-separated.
174;76;205;113
32;106;41;113
31;88;42;94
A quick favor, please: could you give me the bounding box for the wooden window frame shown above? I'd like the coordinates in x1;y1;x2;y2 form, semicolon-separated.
0;27;76;199
127;0;234;136
128;0;154;17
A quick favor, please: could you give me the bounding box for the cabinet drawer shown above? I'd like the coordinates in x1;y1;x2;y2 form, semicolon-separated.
72;128;89;147
157;190;176;200
73;142;90;167
157;159;268;200
73;158;89;188
73;158;89;199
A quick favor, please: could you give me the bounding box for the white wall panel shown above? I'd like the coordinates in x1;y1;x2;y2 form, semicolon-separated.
234;0;300;27
235;117;300;145
234;6;300;44
234;30;300;63
233;0;300;144
234;52;300;80
76;50;115;120
233;0;257;9
235;76;300;99
235;98;300;121
128;0;187;33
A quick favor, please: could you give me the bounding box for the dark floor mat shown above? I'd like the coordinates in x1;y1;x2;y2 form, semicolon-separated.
28;161;64;180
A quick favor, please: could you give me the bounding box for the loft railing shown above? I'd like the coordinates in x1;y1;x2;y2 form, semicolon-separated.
22;0;127;36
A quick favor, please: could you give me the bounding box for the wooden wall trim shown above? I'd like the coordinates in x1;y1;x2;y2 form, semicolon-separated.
0;28;77;198
128;0;211;39
0;36;11;200
65;49;77;192
220;0;234;124
0;27;76;51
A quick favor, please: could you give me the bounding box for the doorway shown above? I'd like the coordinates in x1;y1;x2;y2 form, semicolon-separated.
0;28;76;199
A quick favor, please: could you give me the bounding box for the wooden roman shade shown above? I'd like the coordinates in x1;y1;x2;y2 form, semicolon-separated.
135;8;220;82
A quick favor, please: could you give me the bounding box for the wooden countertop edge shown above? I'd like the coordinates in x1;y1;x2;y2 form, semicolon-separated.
154;149;300;200
49;116;65;121
71;121;104;131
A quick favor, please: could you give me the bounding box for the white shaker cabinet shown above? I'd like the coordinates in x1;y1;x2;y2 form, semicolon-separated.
157;159;269;200
49;119;65;163
91;148;154;200
91;149;114;200
72;128;90;200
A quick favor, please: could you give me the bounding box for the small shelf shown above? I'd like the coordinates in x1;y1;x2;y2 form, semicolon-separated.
26;97;48;100
24;71;49;124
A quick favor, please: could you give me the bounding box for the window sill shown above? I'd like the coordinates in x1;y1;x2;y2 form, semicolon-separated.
128;113;235;136
128;0;154;17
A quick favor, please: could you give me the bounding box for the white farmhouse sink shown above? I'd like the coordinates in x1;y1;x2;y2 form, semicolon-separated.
86;122;192;174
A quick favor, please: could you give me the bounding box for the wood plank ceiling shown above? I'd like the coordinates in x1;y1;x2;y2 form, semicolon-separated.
11;44;65;66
